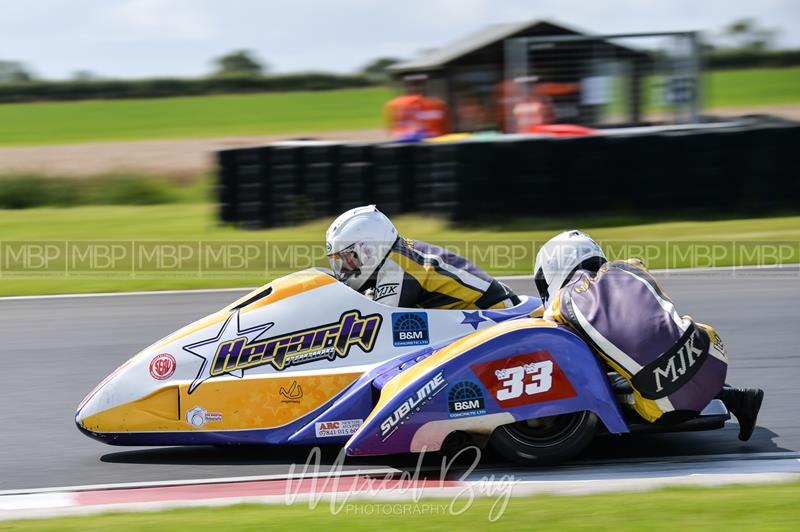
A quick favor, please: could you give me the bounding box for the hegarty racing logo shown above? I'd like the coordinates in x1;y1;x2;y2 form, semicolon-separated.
391;312;430;347
210;310;382;376
380;371;447;440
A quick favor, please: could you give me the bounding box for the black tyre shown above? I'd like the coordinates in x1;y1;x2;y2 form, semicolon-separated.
489;411;598;465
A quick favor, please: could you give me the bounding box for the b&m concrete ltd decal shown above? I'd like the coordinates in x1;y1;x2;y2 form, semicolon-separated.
391;312;430;347
447;381;486;418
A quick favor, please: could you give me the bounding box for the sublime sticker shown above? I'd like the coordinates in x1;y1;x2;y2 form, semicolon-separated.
380;371;447;440
391;312;430;347
314;419;363;438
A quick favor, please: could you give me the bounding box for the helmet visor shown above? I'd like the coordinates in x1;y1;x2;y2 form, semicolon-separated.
534;267;549;305
327;244;362;282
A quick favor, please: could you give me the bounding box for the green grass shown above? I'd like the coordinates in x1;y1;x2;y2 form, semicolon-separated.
0;67;796;146
6;480;800;530
0;87;394;145
0;204;797;296
0;173;210;209
706;66;800;107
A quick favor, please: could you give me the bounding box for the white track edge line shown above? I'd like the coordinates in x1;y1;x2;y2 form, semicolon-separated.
2;472;800;522
3;451;799;497
0;467;408;497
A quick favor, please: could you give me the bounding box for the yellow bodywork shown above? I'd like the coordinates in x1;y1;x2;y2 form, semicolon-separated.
80;371;362;433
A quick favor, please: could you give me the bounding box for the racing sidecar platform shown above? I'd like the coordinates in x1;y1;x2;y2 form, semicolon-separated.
76;269;730;464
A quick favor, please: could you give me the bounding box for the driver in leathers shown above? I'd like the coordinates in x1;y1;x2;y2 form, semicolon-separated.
326;205;519;310
534;230;764;441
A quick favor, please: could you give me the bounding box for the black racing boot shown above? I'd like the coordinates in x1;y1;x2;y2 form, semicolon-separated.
718;388;764;441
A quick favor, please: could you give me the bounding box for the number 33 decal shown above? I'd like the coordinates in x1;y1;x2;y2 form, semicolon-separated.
495;361;553;401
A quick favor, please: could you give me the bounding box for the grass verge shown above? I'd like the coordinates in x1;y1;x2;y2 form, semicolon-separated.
0;68;797;146
706;66;800;108
0;87;393;145
5;480;800;530
0;173;210;209
0;205;797;296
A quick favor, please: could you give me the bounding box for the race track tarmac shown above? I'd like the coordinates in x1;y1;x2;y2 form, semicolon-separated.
1;266;798;490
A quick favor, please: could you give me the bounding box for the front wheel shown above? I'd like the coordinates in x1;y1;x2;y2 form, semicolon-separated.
489;411;598;465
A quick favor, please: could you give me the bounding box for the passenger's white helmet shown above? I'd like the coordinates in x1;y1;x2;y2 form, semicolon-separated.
325;205;398;291
533;230;607;305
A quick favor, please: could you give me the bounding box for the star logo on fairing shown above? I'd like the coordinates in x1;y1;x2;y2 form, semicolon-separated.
184;310;274;394
460;310;486;330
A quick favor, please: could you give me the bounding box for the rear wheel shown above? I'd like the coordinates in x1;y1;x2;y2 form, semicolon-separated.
489;411;598;465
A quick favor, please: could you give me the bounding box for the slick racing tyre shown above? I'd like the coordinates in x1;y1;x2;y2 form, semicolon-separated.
489;411;598;465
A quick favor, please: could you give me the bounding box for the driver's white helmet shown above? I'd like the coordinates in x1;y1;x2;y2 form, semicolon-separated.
533;230;607;306
325;205;398;291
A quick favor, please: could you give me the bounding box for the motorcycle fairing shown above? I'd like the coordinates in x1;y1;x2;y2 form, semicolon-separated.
344;318;629;456
76;269;542;445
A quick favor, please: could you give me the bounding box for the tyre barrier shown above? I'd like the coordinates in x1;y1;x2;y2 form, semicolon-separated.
217;149;238;224
216;124;800;228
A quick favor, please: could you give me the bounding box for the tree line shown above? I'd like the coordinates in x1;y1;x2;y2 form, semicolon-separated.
0;18;795;102
0;50;402;103
0;49;401;84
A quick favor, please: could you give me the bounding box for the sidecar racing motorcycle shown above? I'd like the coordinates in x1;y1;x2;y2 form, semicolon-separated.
76;269;730;464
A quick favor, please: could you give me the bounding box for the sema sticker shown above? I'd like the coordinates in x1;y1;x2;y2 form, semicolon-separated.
149;353;176;380
314;419;363;438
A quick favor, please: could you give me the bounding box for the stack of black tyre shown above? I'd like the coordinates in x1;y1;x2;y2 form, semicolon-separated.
216;123;800;228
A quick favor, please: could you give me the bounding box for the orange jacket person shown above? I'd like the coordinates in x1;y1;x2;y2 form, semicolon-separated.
385;76;450;140
511;78;557;133
496;79;525;132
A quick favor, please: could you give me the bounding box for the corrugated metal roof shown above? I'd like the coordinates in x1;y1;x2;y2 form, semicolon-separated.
389;19;570;73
